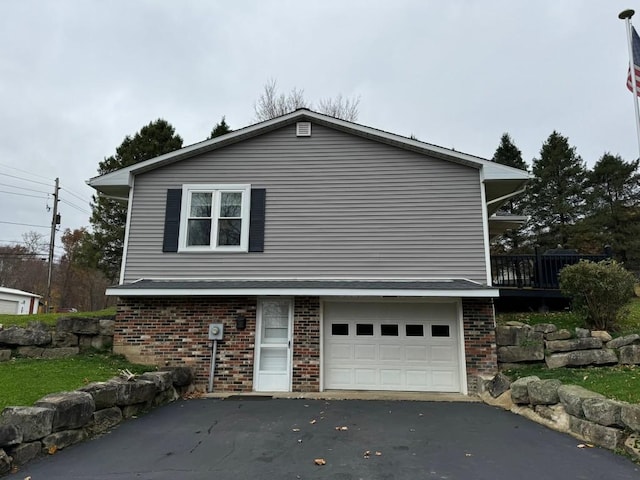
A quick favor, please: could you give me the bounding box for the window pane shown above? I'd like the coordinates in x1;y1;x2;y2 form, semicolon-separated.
331;323;349;335
220;192;242;217
262;300;289;343
190;192;212;217
406;324;424;337
259;348;287;371
381;324;398;336
356;324;373;336
218;219;241;246
187;219;211;246
432;325;450;337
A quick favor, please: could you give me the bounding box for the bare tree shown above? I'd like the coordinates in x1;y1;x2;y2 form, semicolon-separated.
317;94;360;122
21;231;46;254
254;79;360;122
254;79;309;121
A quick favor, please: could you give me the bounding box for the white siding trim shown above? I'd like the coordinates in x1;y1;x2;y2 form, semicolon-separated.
106;287;499;297
455;299;468;395
118;176;135;285
479;171;492;286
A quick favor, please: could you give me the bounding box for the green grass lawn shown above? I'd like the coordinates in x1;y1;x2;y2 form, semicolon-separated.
0;307;117;328
497;297;640;404
497;297;640;335
0;354;154;410
503;364;640;404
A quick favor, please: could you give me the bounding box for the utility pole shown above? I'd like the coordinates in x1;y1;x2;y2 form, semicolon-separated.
46;177;60;313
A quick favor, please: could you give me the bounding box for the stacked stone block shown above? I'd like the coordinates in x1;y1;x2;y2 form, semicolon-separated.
0;367;192;474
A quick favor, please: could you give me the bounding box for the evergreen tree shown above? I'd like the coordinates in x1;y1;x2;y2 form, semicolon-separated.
491;133;529;251
576;153;640;266
209;116;232;139
527;131;587;249
88;119;183;281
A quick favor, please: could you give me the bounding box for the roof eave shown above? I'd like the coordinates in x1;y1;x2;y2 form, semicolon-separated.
86;109;530;194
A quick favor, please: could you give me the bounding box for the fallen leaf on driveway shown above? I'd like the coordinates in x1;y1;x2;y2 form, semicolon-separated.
335;426;348;431
48;445;57;455
310;419;317;424
314;458;326;465
375;451;382;456
292;428;300;432
577;443;594;448
363;450;371;458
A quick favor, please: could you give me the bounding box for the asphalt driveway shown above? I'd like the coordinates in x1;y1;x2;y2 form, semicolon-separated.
5;398;639;479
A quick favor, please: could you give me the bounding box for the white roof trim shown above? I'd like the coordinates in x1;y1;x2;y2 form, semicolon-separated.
87;109;529;192
106;287;499;298
0;287;41;298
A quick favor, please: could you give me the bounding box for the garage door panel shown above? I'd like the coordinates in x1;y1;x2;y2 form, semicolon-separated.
432;370;459;390
380;369;402;387
324;301;461;393
354;369;377;386
354;344;376;361
328;343;352;361
406;370;429;389
405;345;428;362
326;368;352;386
380;345;402;361
431;345;457;363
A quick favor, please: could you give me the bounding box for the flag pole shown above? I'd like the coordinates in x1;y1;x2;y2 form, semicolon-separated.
619;9;640;156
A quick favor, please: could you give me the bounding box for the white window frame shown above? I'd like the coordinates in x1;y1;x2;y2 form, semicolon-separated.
178;184;251;252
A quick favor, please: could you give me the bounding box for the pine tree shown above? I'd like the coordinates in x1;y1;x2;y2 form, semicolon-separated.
88;119;183;281
527;131;587;249
581;153;640;266
491;133;529;251
209;116;232;139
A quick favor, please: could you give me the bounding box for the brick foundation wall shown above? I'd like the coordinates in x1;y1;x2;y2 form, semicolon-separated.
116;296;323;393
116;295;491;395
292;297;321;391
462;297;498;393
116;297;257;391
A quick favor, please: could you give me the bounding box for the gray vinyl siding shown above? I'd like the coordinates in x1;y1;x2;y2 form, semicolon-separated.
123;123;488;283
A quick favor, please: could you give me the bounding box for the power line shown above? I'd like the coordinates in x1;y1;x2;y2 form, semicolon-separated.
0;162;54;182
0;220;50;228
0;182;50;195
0;190;49;199
59;198;91;215
60;185;92;204
0;172;53;188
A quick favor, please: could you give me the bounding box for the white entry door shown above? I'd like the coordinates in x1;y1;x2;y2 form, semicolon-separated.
254;298;293;392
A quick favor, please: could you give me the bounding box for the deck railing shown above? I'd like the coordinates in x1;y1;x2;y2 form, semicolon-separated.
490;251;610;289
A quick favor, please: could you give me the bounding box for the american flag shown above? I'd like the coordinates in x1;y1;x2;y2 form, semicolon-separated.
627;26;640;95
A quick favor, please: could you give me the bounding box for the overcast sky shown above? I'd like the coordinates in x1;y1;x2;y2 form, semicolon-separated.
1;0;639;257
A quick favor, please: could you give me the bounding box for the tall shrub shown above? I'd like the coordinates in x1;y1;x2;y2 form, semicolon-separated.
559;260;636;330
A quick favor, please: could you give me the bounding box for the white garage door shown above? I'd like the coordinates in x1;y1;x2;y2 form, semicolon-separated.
0;299;19;314
323;301;461;392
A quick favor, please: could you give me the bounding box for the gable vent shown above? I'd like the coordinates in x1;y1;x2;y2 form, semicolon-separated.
296;122;312;137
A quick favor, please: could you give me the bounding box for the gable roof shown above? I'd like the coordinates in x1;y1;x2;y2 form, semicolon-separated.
0;286;41;299
87;108;530;201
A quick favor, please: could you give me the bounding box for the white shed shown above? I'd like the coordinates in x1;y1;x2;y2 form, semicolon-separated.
0;287;41;315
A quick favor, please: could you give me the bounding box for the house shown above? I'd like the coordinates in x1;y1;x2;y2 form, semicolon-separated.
0;287;41;314
88;109;529;395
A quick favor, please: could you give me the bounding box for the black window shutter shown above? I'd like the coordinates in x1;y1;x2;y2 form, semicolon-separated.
249;188;266;252
162;189;182;252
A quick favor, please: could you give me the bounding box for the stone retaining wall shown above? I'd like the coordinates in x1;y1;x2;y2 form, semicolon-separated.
496;322;640;369
479;373;640;461
0;316;115;361
0;367;194;475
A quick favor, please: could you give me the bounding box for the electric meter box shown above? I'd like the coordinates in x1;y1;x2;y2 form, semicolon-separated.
208;323;224;340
